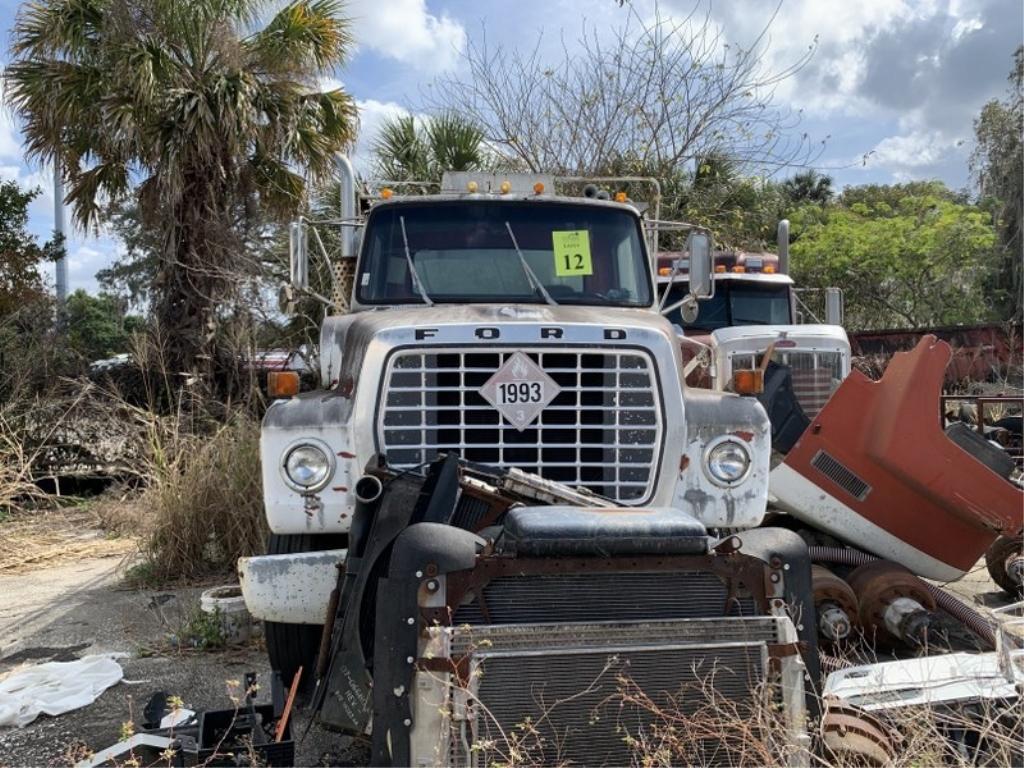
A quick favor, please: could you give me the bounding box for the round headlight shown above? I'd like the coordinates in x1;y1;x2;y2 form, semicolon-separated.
283;443;332;491
705;439;751;486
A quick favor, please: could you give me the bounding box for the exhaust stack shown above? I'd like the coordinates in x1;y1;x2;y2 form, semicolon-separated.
777;219;790;275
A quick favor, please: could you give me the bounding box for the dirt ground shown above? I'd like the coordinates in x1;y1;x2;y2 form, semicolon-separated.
0;516;1016;767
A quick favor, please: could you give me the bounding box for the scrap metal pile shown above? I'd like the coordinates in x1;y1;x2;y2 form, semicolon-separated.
299;448;1020;766
307;455;819;766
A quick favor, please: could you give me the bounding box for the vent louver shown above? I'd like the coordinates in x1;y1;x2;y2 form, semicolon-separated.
811;450;871;501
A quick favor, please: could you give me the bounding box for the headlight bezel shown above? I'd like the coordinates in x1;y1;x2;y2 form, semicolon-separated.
702;435;752;487
280;438;335;493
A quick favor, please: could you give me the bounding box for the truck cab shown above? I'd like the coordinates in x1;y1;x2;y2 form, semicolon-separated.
263;171;771;532
657;224;852;419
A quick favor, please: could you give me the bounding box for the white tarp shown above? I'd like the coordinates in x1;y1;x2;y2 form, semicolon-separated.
0;655;124;728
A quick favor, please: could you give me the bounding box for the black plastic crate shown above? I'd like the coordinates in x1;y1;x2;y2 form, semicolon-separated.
196;704;294;766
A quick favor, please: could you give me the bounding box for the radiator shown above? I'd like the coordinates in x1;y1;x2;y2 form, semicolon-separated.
451;571;757;625
409;617;807;768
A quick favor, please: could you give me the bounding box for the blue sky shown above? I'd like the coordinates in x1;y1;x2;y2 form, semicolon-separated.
1;0;1021;295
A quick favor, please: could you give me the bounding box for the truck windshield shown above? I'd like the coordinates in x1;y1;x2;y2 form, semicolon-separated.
357;201;652;306
662;281;792;331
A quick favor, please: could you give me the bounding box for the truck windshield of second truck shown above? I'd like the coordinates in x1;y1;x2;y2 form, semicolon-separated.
357;201;653;307
662;281;792;331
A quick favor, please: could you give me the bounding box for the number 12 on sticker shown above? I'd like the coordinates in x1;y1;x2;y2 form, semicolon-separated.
552;230;593;277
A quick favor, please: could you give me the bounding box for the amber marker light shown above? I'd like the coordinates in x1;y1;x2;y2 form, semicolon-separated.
467;181;479;193
268;371;300;398
533;182;545;194
732;369;764;395
715;265;727;273
763;265;776;273
614;191;628;202
380;187;393;200
732;265;746;273
499;180;512;194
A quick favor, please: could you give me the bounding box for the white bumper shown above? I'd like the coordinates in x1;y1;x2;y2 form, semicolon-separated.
237;549;346;625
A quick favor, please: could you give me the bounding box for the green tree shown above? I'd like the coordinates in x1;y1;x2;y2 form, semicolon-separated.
6;0;358;375
782;170;833;206
96;199;161;308
0;180;56;317
64;289;145;362
371;113;490;183
971;46;1023;321
790;183;999;330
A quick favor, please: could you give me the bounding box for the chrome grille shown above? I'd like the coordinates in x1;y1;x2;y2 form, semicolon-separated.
379;348;662;502
732;349;844;417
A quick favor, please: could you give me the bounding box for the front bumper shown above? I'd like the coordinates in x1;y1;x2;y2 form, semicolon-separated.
237;549;346;624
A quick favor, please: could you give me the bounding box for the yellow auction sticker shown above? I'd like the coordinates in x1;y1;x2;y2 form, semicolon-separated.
552;230;593;277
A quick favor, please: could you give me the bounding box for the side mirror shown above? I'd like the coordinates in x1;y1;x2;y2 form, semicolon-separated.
289;221;309;290
687;231;713;299
825;287;844;326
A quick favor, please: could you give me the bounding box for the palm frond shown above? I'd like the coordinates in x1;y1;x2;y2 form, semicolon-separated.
425;112;487;172
244;0;351;72
10;0;104;59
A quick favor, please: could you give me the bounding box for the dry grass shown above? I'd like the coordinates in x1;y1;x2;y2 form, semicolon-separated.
0;407;59;518
133;412;265;582
0;506;135;573
1;370;266;583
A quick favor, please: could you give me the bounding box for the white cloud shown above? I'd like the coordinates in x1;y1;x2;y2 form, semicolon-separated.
352;98;411;175
866;131;954;168
347;0;466;73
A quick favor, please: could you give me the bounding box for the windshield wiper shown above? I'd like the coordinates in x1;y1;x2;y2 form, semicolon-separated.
399;215;433;306
505;221;556;306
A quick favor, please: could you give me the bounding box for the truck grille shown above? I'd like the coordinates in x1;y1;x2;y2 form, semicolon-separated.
378;348;662;502
732;350;843;417
432;619;786;768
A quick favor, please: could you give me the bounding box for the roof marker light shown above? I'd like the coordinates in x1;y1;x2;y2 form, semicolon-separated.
614;191;628;202
380;187;393;200
533;182;545;194
715;265;727;273
732;265;746;273
500;180;512;194
467;181;479;193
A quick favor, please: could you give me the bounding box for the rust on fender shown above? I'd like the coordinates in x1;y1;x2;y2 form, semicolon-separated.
774;335;1023;580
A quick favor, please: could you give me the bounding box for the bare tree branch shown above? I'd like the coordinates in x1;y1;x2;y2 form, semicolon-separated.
424;1;823;176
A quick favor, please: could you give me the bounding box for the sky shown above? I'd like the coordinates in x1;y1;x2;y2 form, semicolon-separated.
0;0;1021;295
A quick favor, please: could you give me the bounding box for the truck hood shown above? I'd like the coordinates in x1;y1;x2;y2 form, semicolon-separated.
710;324;850;352
320;304;681;388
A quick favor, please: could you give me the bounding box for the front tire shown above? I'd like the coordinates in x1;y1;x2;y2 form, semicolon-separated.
264;533;346;689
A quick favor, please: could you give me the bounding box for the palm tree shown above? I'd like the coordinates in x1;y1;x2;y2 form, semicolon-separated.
6;0;358;374
783;170;834;206
371;112;488;183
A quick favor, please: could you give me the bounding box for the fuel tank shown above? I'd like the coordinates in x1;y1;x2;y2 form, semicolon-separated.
770;335;1023;581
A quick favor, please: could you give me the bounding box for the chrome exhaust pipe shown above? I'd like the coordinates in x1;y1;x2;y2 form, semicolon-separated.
354;474;383;504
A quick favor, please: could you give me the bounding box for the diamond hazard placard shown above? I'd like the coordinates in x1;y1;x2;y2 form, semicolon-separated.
479;352;561;431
